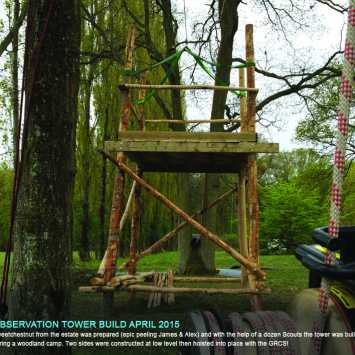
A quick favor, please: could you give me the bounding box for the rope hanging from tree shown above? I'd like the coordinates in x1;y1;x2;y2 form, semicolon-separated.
311;1;355;353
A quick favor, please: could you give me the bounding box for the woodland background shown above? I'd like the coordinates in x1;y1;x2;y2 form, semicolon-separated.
0;0;353;262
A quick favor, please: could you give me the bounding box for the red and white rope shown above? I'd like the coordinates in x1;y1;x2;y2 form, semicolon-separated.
310;2;355;354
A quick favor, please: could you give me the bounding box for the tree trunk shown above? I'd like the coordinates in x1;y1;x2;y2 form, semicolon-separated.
161;0;183;124
99;108;109;258
79;65;94;261
201;0;240;273
158;0;193;273
11;0;19;157
180;0;240;274
11;0;80;339
210;0;240;131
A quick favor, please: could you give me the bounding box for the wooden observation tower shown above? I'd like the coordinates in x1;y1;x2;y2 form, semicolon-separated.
80;25;279;310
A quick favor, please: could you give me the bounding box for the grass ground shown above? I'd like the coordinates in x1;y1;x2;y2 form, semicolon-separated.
68;251;308;354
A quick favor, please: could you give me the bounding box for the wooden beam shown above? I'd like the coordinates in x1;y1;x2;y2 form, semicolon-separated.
105;141;278;154
116;131;257;142
245;24;260;265
145;119;241;125
122;152;249;173
104;25;135;283
248;159;260;262
97;181;136;276
121;182;136;231
128;83;145;275
79;285;271;295
174;276;240;283
129;175;141;275
246;24;262;311
238;66;249;287
79;286;115;293
100;152;266;280
246;24;256;132
239;68;248;132
137;79;146;131
105;180;137;278
126;285;270;295
238;168;249;288
119;83;259;93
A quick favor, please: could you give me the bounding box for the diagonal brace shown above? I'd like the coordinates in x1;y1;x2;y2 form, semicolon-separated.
120;185;238;270
101;150;266;280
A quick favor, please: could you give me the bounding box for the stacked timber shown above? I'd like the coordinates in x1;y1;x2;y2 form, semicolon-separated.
87;272;154;289
81;272;270;296
147;271;175;308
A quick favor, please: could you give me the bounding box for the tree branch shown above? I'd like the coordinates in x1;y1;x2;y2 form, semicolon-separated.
0;0;28;58
314;0;347;14
232;50;342;112
257;73;338;111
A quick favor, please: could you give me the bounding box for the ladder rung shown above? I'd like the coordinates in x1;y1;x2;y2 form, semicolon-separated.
119;83;258;93
145;119;240;125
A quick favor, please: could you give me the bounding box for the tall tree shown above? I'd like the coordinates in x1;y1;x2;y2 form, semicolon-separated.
78;62;95;261
158;0;194;274
77;2;97;261
11;0;20;153
98;109;109;258
186;0;240;274
11;0;80;331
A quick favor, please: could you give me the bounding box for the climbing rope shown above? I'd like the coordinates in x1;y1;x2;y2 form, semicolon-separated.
310;1;355;353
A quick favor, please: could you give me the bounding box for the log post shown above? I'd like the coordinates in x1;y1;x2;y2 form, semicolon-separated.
97;182;136;276
239;68;248;133
238;67;249;288
245;25;256;133
126;285;270;295
128;84;145;275
128;181;141;275
245;24;259;262
104;26;135;283
246;24;262;310
238;167;249;288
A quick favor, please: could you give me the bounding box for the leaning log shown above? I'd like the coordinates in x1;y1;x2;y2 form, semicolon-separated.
97;181;136;276
174;276;240;283
126;285;270;295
